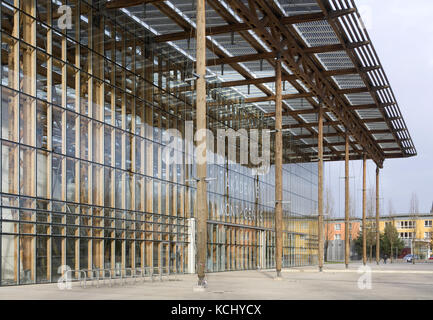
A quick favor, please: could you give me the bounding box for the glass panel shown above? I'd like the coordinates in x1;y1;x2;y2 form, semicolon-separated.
1;235;18;285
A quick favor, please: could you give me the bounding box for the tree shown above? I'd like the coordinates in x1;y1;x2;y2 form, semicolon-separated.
431;232;433;256
354;230;372;258
409;192;419;264
355;226;405;260
381;223;404;259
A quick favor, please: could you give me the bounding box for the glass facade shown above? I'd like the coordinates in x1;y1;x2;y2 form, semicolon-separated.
0;0;318;286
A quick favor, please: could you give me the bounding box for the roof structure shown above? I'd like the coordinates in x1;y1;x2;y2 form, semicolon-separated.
105;0;417;168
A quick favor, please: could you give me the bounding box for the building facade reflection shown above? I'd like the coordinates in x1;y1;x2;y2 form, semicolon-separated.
0;0;318;286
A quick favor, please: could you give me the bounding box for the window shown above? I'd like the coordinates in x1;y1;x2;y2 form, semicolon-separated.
424;232;432;239
334;234;341;240
399;221;415;229
335;224;341;231
425;220;432;227
399;232;414;239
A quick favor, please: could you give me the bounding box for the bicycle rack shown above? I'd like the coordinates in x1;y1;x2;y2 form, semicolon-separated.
69;266;181;288
100;269;113;287
133;267;152;284
160;266;170;281
151;266;160;282
68;270;88;288
82;269;100;288
123;268;134;286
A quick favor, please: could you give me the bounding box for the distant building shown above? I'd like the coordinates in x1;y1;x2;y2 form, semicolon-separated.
325;221;361;242
325;213;433;261
378;213;433;258
325;220;361;261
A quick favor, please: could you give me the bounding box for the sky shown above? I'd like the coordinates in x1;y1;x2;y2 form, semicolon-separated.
325;0;433;218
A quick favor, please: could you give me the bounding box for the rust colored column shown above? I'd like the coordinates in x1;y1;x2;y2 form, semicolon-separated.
318;102;324;272
275;58;283;278
345;133;350;269
376;166;380;265
196;0;208;287
362;154;367;266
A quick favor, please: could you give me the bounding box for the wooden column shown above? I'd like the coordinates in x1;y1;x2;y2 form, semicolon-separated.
9;1;19;282
318;102;324;272
196;0;208;286
145;44;154;271
85;10;94;276
21;0;37;282
344;133;350;268
46;0;53;281
93;11;105;274
109;21;117;274
362;154;367;266
275;58;283;277
376;166;380;265
73;1;81;277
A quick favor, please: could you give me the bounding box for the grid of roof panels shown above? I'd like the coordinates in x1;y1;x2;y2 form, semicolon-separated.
106;0;417;164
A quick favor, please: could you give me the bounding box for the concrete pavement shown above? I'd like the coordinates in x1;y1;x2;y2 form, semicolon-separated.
0;262;432;300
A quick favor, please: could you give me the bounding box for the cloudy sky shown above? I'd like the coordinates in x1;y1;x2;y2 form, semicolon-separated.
325;0;433;217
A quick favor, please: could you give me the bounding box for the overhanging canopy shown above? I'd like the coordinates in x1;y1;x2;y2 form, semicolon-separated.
105;0;417;168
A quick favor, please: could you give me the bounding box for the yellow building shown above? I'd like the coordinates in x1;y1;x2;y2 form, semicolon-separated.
377;214;433;258
326;214;433;260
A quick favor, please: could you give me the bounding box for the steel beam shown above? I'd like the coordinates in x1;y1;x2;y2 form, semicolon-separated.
105;0;163;9
245;92;314;103
205;43;367;66
207;0;352;159
219;75;295;87
154;12;327;42
263;104;390;118
228;0;385;167
317;0;407;160
207;0;353;160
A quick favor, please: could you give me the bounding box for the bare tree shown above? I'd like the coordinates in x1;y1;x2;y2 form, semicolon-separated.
324;186;335;262
409;192;419;264
387;199;396;262
349;192;357;219
409;192;419;214
366;189;377;262
388;199;395;217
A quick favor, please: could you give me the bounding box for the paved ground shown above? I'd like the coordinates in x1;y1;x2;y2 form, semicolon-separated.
0;262;432;300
